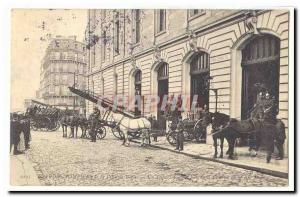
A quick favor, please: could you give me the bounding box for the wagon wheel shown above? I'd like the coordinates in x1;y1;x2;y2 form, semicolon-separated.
166;131;177;146
111;126;122;139
50;121;60;131
193;119;205;141
45;117;53;131
47;120;55;131
31;122;38;131
183;130;193;141
96;126;106;139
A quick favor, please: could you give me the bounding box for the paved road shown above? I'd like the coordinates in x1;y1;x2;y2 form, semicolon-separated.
27;129;288;187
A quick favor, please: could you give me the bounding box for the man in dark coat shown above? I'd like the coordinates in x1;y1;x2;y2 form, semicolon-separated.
20;114;31;150
175;118;184;151
10;113;22;155
89;107;100;142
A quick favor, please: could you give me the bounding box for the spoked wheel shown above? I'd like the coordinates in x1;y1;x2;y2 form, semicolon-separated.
183;130;193;141
53;121;61;131
47;121;57;131
96;126;106;139
30;121;37;131
111;126;122;139
193;120;206;142
166;131;177;146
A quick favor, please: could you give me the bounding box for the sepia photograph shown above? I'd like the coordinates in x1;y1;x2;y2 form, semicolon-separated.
8;5;295;191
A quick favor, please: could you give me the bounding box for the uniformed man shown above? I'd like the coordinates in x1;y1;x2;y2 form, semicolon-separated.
263;92;278;123
175;117;184;151
89;106;100;142
249;83;268;154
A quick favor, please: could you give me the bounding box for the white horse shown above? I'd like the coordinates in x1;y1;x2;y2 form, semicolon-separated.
111;113;151;146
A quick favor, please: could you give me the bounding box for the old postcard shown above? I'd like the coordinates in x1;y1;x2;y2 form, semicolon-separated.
10;8;294;191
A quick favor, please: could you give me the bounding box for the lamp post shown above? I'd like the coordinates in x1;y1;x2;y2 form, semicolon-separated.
204;76;218;113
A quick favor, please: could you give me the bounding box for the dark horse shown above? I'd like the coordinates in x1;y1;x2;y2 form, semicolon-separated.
217;118;286;163
60;113;88;138
202;112;230;158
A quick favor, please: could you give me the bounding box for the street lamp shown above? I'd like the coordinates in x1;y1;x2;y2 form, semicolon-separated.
204;76;218;113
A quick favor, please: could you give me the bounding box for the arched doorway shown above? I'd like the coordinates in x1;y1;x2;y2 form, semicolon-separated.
157;62;169;131
134;70;142;116
241;35;280;119
190;52;210;115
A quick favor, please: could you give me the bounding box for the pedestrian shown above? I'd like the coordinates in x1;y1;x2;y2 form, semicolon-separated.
175;118;184;151
10;113;22;155
89;106;100;142
20;113;31;150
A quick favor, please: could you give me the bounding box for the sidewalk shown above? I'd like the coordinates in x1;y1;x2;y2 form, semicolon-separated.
132;136;288;179
10;153;41;186
10;133;41;186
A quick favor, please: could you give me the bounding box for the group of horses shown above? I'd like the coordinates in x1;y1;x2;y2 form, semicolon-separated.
60;114;89;138
200;111;286;163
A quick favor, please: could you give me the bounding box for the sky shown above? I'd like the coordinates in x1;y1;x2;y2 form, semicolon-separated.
11;9;88;111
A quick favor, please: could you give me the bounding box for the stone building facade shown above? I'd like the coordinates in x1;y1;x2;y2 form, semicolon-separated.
85;9;290;145
37;36;87;112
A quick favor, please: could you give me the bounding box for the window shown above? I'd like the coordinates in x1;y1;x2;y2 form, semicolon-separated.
190;52;209;74
114;11;120;54
157;62;168;80
101;31;107;62
132;9;141;43
155;10;166;34
188;9;205;18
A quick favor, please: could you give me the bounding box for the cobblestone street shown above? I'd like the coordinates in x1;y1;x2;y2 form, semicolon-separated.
27;129;288;187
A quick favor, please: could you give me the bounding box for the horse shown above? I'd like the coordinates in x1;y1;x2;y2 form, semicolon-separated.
60;114;80;138
217;118;286;163
201;111;230;158
111;113;151;146
78;115;89;138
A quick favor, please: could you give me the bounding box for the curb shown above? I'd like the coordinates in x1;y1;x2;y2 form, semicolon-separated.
131;140;288;179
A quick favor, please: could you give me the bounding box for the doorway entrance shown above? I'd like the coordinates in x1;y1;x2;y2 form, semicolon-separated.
157;62;169;131
241;35;280;119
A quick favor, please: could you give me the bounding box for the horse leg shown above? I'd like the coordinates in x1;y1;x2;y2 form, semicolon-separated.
69;127;73;138
219;137;224;158
124;131;130;146
227;138;235;160
266;141;274;163
213;136;218;158
148;130;151;145
75;126;78;138
62;126;65;137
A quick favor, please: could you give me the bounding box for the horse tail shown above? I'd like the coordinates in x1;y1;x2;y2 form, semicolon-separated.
276;119;286;140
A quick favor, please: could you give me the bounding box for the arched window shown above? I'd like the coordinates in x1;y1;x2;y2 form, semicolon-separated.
134;70;141;88
157;62;168;80
242;36;280;65
190;52;209;74
134;70;141;116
